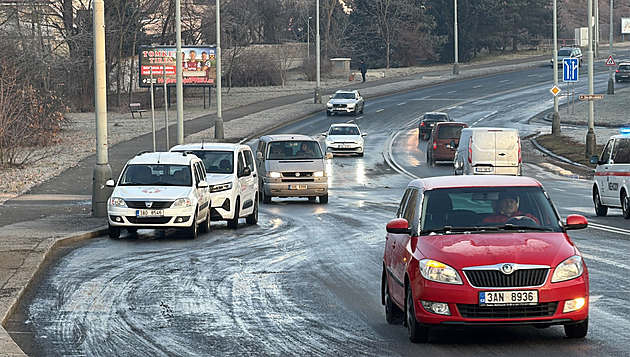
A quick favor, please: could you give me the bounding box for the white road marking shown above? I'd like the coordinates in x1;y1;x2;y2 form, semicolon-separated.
473;85;482;88
588;222;630;236
398;102;407;106
527;74;538;77
500;80;509;83
376;109;384;113
448;90;457;94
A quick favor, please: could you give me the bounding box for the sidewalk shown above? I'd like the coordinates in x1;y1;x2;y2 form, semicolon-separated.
0;54;588;356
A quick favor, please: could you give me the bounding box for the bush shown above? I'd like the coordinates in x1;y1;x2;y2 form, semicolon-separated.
0;59;66;167
225;51;282;87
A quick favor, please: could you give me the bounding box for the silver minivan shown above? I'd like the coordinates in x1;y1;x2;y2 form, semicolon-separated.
255;134;332;203
453;127;521;175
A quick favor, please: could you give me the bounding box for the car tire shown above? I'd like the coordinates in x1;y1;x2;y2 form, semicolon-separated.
354;108;359;116
406;285;430;343
227;199;240;229
358;152;364;157
319;194;329;204
108;224;121;239
383;270;404;324
622;192;630;219
360;105;365;114
200;209;211;233
593;188;608;216
564;318;588;338
246;197;258;225
185;212;199;239
262;189;272;204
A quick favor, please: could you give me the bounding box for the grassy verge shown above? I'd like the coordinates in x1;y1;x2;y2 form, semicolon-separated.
535;133;603;168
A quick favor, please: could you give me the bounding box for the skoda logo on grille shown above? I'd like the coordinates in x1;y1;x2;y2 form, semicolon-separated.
295;172;300;177
145;201;153;208
501;263;515;275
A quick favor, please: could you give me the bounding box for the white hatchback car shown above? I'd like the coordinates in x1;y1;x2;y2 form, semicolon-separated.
323;123;366;156
326;90;365;116
170;143;258;228
106;151;211;239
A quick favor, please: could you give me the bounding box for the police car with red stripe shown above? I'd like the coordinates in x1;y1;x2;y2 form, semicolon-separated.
590;128;630;218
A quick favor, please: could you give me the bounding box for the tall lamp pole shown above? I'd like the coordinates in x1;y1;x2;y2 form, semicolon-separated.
586;0;597;157
91;0;112;217
314;0;321;103
607;0;614;95
552;0;561;133
176;0;184;144
307;16;312;59
215;0;224;139
453;0;460;75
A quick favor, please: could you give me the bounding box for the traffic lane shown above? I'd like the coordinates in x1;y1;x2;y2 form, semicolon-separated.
10;164;412;356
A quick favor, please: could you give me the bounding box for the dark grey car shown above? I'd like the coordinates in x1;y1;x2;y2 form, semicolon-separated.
615;63;630;82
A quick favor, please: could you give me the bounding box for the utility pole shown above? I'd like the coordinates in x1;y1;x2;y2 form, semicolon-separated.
608;0;615;95
91;0;112;218
176;0;184;144
215;0;224;139
552;0;561;133
586;0;597;157
453;0;460;75
314;0;321;103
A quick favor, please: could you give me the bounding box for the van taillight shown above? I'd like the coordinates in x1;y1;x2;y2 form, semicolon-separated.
468;137;472;163
433;141;437;150
518;139;522;163
420;122;426;127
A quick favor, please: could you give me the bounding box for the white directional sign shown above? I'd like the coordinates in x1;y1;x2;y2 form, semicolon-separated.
563;58;579;82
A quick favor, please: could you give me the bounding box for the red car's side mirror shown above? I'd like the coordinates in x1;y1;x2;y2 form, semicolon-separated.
565;214;588;230
386;218;411;234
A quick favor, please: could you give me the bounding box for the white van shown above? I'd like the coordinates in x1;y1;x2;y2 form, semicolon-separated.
256;134;332;203
453;127;521;175
590;132;630;218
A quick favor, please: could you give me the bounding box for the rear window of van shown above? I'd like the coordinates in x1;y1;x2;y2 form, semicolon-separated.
437;126;465;139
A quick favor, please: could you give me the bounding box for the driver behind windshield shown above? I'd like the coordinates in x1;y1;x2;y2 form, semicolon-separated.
482;192;539;224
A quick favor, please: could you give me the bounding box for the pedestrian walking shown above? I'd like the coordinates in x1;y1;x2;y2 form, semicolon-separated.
359;60;367;82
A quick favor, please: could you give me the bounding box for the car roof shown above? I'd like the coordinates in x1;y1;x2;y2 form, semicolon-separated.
408;175;542;190
424;111;448;115
462;127;518;132
334;90;357;93
127;151;199;165
435;121;466;127
170;142;247;151
260;134;317;142
329;123;359;128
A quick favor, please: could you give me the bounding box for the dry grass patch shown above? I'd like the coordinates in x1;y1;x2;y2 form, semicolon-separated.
535;133;603;167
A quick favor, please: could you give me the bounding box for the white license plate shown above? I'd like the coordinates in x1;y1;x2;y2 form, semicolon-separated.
475;167;492;173
340;145;352;148
289;184;308;190
479;290;538;306
136;209;164;218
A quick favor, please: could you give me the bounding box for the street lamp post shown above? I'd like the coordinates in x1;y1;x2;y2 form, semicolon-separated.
607;0;614;95
307;16;312;59
314;0;321;103
453;0;460;75
552;0;561;133
215;0;224;139
586;0;597;157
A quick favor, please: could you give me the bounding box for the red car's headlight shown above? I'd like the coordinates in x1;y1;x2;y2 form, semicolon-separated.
419;259;463;285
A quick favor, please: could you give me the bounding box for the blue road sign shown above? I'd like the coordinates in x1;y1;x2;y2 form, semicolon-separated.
563;58;579;82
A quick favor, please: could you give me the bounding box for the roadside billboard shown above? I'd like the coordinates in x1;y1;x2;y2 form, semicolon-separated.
622;18;630;35
139;45;216;87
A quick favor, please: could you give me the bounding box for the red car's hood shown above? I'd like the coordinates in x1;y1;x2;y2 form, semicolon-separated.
417;232;578;268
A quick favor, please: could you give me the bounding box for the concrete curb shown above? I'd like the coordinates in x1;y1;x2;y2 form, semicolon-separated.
530;137;595;177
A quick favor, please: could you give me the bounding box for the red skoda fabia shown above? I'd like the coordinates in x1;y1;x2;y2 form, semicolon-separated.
382;175;589;342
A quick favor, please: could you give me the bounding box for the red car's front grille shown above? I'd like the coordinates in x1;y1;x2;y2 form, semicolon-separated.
464;268;549;288
457;302;558;319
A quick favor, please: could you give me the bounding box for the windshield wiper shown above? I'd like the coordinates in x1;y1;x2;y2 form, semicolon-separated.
494;224;555;231
421;226;501;234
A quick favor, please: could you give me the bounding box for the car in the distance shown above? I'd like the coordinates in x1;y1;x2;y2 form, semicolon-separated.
170;143;258;229
382;175;589;343
615;62;630;82
426;122;467;166
551;46;583;67
106;151;211;239
418;112;452;140
323;123;367;157
326;90;365;116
